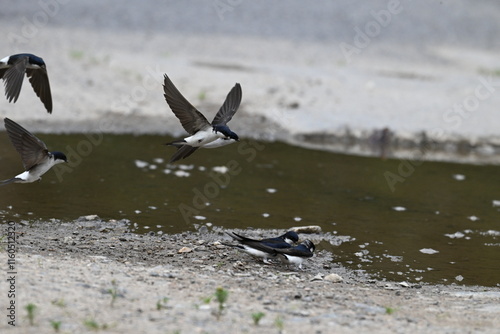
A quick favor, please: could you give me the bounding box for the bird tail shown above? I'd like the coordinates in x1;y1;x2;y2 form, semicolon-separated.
0;178;19;186
165;140;186;147
220;240;243;249
168;145;198;163
226;231;244;241
223;232;248;248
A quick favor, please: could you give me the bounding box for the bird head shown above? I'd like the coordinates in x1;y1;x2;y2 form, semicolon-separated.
302;240;316;253
51;151;68;163
227;131;239;141
213;125;239;141
283;231;299;244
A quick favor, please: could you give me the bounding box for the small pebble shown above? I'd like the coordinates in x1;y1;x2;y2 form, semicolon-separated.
420;248;439;254
324;273;343;283
134;160;148;168
174;170;190;177
310;273;324;281
212;166;229;174
452;174;466;181
291;225;322;233
178;247;193;253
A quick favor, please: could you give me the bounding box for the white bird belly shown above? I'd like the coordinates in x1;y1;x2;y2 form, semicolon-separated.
15;158;61;183
281;254;304;267
203;138;236;149
184;129;222;147
241;246;269;259
13;170;40;183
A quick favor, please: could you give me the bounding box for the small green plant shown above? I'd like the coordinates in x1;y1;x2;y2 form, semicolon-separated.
195;295;212;310
274;315;284;332
50;320;62;332
25;303;37;326
83;318;108;331
84;319;99;331
214;287;229;320
478;67;500;77
198;90;206;101
51;299;66;307
69;50;84;60
108;280;119;307
156;297;170;310
385;306;396;315
251;311;265;325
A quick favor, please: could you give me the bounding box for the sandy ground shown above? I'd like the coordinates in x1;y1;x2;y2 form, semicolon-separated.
1;218;499;333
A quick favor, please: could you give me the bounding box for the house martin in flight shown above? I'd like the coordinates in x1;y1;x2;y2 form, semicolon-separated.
163;74;241;163
275;239;315;270
224;231;299;264
0;53;52;113
0;118;67;185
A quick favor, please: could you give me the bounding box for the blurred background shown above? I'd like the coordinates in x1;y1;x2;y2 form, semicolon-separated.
0;1;499;286
0;0;500;161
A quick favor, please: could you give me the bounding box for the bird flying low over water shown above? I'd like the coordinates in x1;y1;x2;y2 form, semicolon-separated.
0;53;52;113
0;118;67;185
275;239;315;270
224;231;299;264
163;74;241;163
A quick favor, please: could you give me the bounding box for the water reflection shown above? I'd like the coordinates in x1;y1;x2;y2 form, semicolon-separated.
0;132;499;287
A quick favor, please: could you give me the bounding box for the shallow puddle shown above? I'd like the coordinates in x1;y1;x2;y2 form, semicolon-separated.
0;132;499;287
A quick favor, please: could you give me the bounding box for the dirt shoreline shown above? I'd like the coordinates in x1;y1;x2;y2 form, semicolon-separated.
1;217;499;333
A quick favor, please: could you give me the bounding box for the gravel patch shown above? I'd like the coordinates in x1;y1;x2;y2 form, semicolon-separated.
1;217;499;333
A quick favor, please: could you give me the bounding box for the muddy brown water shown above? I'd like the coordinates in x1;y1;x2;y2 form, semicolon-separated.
0;132;499;287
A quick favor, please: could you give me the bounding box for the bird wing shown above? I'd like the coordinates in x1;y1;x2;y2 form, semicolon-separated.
261;239;293;249
168;145;199;163
228;232;280;253
230;232;292;249
211;83;241;126
2;56;28;103
26;66;52;113
274;245;313;258
4;118;49;170
0;68;8;79
240;240;278;255
163;74;210;134
229;232;258;242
